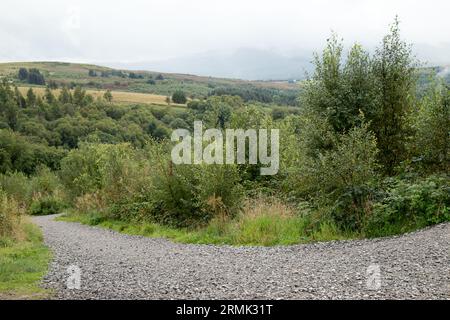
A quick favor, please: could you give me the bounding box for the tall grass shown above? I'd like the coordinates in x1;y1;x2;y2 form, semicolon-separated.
0;190;25;245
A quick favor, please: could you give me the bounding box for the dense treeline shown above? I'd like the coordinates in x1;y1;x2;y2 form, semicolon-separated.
1;20;449;245
18;68;46;85
0;82;190;170
208;85;299;106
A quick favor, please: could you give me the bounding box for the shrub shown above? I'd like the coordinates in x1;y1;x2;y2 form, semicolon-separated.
126;141;245;227
172;90;187;104
195;164;244;222
364;174;450;237
60;143;105;198
290;121;379;230
331;185;383;231
149;163;202;227
30;166;62;196
29;196;66;216
0;166;66;210
0;172;30;206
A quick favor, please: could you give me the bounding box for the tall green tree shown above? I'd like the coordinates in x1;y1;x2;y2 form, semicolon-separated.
412;82;449;171
371;17;417;174
73;86;86;106
341;44;378;127
14;87;26;108
44;87;56;104
18;68;28;81
302;34;376;133
58;86;72;104
26;88;36;107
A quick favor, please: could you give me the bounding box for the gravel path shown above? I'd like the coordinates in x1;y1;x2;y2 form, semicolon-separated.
33;215;450;299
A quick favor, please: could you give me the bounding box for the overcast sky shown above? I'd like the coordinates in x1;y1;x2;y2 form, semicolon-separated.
1;0;449;67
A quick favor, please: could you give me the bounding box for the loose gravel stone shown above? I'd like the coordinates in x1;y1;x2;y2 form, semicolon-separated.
32;215;450;299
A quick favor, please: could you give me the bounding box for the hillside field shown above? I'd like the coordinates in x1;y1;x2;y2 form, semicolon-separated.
0;62;300;100
16;86;187;109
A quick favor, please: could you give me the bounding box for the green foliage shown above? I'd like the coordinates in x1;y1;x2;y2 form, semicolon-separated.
0;129;66;175
60;143;116;198
303;19;416;175
209;85;298;106
59;141;244;228
58;86;72;104
19;68;45;85
303;34;376;133
146;147;244;227
18;68;28;81
103;89;113;102
1;166;67;218
29;166;65;199
0;172;30;206
29;196;66;215
60;201;348;246
171;90;187;104
371;18;417;174
410;82;449;171
72;86;88;106
26;88;37;106
279;109;381;232
365;174;450;237
0;81;183;148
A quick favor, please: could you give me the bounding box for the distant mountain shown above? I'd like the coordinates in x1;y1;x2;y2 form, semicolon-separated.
111;42;450;81
112;48;314;81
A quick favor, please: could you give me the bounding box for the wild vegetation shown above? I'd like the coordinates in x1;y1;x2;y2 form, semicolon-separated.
0;187;51;298
0;20;449;257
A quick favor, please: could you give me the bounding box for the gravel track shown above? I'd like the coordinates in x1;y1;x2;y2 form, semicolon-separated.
33;215;450;299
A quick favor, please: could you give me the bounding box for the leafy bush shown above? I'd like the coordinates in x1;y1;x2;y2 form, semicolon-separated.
0;167;66;213
30;166;62;196
0;172;30;206
102;141;242;226
172;90;187;104
330;183;390;232
59;143;108;198
289;121;379;229
29;196;66;216
364;174;450;236
195;163;244;221
149;163;244;227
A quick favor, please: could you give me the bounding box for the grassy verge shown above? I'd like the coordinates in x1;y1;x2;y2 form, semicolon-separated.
58;209;355;246
0;221;52;299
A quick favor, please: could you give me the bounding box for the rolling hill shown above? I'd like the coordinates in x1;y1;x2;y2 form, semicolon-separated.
0;61;300;97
